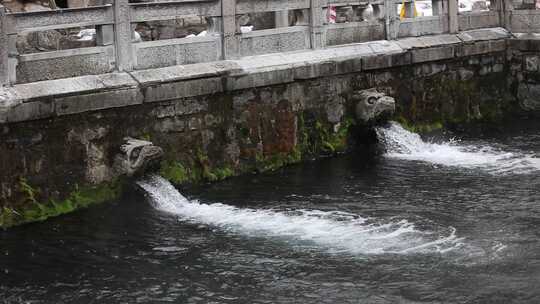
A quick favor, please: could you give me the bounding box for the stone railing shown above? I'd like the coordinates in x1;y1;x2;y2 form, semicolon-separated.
505;1;540;34
0;0;536;85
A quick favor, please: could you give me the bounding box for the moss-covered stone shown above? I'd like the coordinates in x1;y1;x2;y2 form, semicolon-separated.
159;160;192;184
158;111;356;187
396;116;444;133
395;72;515;132
0;179;123;229
159;159;236;185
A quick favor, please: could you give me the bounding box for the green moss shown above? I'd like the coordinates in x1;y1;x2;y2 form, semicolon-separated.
251;115;353;174
313;118;354;154
0;180;123;229
159;160;191;184
141;133;152;141
329;119;354;152
19;178;39;204
160;157;236;185
161;113;356;184
212;167;234;181
396;116;444;133
254;149;302;173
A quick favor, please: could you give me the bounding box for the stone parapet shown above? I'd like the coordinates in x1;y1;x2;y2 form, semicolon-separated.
0;27;513;124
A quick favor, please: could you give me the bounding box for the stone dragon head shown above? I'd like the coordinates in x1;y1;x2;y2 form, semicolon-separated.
351;88;396;125
114;137;164;177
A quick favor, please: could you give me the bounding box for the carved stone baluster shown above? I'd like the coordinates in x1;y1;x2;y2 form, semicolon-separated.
222;0;239;59
0;5;8;86
114;0;133;71
310;0;324;49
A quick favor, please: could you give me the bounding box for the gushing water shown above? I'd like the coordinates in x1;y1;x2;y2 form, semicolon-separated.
137;175;464;255
376;122;540;174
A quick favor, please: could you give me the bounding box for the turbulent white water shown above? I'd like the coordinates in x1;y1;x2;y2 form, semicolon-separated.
138;175;464;255
376;122;540;175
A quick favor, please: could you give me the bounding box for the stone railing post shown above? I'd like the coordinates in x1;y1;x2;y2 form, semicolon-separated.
402;0;415;18
490;0;503;28
222;0;239;59
521;0;536;9
275;10;289;27
310;0;324;49
96;24;114;46
502;0;513;31
432;0;444;16
448;0;459;33
0;5;8;86
114;0;133;71
384;0;398;40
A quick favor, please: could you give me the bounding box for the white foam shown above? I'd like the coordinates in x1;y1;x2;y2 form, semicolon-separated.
138;175;464;255
376;122;540;175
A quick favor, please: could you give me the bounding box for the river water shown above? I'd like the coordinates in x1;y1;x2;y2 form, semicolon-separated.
1;120;540;303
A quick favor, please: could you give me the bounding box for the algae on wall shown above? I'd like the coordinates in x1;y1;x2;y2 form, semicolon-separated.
158;110;357;186
393;62;516;131
0;178;123;228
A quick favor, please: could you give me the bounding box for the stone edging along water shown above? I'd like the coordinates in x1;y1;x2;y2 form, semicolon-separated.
0;27;539;228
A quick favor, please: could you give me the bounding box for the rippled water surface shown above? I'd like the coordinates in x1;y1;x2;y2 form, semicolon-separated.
1;120;540;303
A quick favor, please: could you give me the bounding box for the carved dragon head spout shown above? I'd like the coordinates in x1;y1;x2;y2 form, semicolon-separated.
114;137;164;177
351;88;396;125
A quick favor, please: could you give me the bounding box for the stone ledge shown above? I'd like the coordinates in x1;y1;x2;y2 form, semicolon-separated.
129;61;243;86
508;35;540;52
1;72;138;104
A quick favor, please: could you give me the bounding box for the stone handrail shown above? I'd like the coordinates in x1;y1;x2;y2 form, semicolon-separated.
0;0;534;86
5;5;114;33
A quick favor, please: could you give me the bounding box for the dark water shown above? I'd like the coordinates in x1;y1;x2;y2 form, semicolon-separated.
1;120;540;303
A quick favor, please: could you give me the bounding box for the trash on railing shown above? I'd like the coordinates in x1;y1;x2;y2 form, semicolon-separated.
328;6;337;24
75;29;142;43
399;0;418;20
76;29;96;42
240;26;254;33
186;30;208;38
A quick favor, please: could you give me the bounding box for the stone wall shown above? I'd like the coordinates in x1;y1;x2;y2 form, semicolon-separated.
0;56;518;227
508;36;540;112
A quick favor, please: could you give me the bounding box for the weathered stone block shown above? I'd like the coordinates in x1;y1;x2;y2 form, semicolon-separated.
362;52;411;70
411;46;455;63
414;63;447;77
187;117;202;130
55;89;143;116
326;23;385;46
239;29;310;57
152;104;176;119
144;78;224;103
293;61;339;80
481;56;494;65
229;68;295;90
176;99;208;115
16;49;115;84
458;68;474;80
518;83;540;111
154;117;186;133
489;39;507;52
492;63;504;73
468;58;480;65
335;57;363;75
525;56;539;72
457;28;510;42
6;101;53;123
134;38;222;70
479;65;492;76
204;114;222;127
508;38;530;51
456;41;491;57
